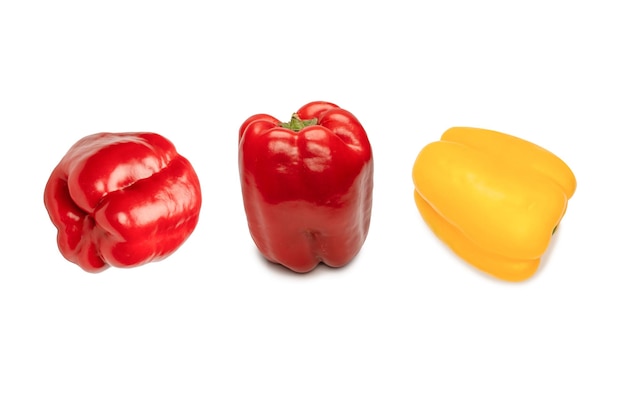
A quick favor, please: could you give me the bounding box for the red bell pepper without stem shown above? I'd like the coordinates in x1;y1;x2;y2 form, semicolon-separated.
44;132;202;272
238;101;374;273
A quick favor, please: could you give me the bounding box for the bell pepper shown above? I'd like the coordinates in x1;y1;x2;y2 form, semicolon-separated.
238;101;374;273
44;132;202;273
412;127;576;282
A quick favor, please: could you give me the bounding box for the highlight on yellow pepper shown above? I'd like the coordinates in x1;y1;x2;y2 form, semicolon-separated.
412;127;577;282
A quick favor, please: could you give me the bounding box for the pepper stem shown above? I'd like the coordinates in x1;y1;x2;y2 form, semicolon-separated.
280;113;318;132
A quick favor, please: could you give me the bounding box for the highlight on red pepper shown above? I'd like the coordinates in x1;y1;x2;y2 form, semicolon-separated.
238;101;374;273
44;132;202;273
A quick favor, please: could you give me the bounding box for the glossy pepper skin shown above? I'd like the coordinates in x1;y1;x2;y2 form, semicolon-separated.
238;101;374;273
412;127;576;282
44;132;202;272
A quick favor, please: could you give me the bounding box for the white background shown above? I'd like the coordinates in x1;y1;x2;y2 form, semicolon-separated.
1;1;625;416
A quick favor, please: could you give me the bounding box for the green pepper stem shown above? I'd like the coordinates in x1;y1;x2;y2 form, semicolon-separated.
280;114;318;132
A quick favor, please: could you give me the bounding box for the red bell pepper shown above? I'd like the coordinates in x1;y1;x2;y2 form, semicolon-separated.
44;132;202;272
238;101;374;273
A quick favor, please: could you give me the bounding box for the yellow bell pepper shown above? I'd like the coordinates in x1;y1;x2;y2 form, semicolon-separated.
412;127;576;282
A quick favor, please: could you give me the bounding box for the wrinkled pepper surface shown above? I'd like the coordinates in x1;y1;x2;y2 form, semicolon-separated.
238;101;374;273
412;127;576;282
44;132;202;272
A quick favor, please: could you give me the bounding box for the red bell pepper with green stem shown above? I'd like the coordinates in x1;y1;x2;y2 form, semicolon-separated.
44;132;202;272
238;101;374;273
